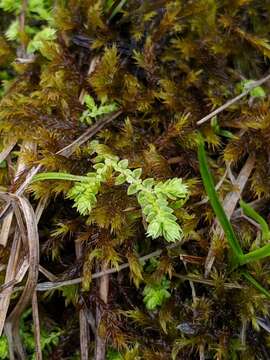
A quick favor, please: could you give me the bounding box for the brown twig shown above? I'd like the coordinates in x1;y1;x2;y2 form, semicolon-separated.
95;262;109;360
18;0;28;58
75;240;90;360
197;73;270;125
0;141;16;163
7;244;181;293
173;273;244;289
4;195;39;359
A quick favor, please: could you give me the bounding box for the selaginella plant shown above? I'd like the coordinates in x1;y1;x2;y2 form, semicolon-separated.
32;140;189;242
80;94;118;125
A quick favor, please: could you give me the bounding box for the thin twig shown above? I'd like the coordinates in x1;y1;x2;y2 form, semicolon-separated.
9;244;180;293
173;273;244;289
240;319;247;346
79;57;100;360
38;265;58;282
9;248;233;302
197;73;270;125
14;267;245;294
75;240;89;360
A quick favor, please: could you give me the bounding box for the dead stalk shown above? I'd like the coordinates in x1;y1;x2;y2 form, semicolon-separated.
32;291;42;360
75;240;89;360
95;263;109;360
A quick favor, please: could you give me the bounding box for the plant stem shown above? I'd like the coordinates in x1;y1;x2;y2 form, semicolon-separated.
32;172;89;183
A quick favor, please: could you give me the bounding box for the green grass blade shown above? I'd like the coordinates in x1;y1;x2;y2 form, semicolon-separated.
109;0;128;21
239;243;270;265
197;134;243;261
241;271;270;298
240;200;270;241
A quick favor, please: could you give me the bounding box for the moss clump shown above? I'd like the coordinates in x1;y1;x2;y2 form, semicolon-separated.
1;1;270;359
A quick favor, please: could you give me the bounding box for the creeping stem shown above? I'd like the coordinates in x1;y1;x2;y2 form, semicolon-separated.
32;172;89;183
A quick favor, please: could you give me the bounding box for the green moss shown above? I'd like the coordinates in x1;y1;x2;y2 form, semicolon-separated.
1;0;270;358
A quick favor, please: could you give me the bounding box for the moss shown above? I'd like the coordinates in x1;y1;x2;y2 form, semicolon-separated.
1;0;270;358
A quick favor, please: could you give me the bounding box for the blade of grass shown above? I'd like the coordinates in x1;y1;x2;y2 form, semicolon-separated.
241;271;270;298
197;134;243;263
108;0;128;21
240;200;270;241
239;244;270;265
197;135;270;297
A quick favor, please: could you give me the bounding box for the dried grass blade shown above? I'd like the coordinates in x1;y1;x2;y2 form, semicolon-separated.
0;212;14;247
0;141;16;163
0;229;21;335
0;141;36;246
32;291;42;360
5;196;39;358
75;240;89;360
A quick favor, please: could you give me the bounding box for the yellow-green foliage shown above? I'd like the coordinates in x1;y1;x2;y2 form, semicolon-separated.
1;0;270;358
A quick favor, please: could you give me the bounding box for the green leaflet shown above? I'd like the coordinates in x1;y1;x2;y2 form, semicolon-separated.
0;0;21;12
27;27;57;54
143;277;171;310
80;94;118;125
